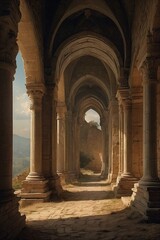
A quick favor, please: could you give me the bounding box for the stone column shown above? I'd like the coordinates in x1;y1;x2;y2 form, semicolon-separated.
73;112;81;177
131;88;143;178
42;85;53;179
27;85;45;180
0;2;25;239
21;84;51;205
100;112;109;179
65;110;75;182
57;104;66;178
123;93;132;177
131;33;160;222
116;102;124;181
140;62;159;185
49;85;63;197
115;89;137;196
108;99;119;183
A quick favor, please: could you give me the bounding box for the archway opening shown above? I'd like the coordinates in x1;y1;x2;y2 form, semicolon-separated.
79;109;102;180
12;52;30;190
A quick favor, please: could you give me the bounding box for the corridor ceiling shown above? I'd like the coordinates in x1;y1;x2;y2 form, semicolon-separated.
19;0;136;111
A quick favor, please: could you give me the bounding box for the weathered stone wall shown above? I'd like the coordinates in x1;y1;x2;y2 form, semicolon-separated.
131;0;158;67
80;121;102;172
0;197;25;240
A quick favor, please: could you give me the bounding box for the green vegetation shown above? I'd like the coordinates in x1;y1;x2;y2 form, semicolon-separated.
12;169;29;189
80;151;92;168
13;134;30;177
88;120;99;128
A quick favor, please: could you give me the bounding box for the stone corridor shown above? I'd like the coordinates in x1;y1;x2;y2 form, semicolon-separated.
17;173;160;240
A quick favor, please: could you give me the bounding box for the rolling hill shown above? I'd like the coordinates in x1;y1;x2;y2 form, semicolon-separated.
13;134;30;177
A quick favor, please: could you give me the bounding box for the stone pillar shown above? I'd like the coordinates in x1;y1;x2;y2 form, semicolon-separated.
21;84;51;205
119;104;124;177
115;89;137;197
131;88;143;178
42;85;53;179
123;93;132;177
57;103;66;182
73;113;80;177
131;52;160;222
27;85;44;180
65;110;75;182
108;99;119;183
49;85;63;198
100;111;109;179
0;2;25;239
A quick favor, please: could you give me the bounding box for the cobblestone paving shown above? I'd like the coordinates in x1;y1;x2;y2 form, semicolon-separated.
17;174;160;240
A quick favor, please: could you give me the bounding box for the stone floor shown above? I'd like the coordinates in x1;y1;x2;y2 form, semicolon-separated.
17;173;160;240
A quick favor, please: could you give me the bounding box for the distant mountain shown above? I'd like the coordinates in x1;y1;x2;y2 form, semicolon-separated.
13;134;30;177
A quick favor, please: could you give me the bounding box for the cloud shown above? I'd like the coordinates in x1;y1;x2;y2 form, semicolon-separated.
85;109;100;124
13;92;31;120
13;119;30;138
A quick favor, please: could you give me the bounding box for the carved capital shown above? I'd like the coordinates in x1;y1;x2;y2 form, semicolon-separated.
0;0;21;73
0;21;18;73
116;88;131;109
141;57;158;83
26;83;45;111
119;68;130;88
131;87;143;103
57;103;67;120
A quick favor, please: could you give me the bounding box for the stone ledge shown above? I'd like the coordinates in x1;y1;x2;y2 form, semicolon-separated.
114;176;138;197
131;183;160;222
121;196;131;207
21;190;52;199
20;191;52;208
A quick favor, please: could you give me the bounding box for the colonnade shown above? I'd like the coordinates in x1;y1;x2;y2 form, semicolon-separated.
131;33;160;221
56;103;110;182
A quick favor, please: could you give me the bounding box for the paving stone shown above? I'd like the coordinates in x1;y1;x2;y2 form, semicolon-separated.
17;177;160;240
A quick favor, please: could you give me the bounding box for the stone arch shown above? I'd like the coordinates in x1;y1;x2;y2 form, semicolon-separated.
55;34;122;83
69;74;110;106
18;0;44;85
48;0;127;61
78;97;106;124
74;96;109;177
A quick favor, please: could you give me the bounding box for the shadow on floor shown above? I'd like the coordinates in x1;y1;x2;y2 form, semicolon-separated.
78;173;106;182
61;190;114;201
16;207;160;240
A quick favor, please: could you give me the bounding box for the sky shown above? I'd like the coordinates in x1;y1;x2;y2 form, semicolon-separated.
13;53;30;138
13;53;100;138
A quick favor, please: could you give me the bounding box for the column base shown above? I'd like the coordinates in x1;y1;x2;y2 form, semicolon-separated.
20;179;51;207
131;182;160;222
57;172;66;185
0;194;25;240
108;173;117;184
114;175;138;197
64;172;77;183
49;174;63;200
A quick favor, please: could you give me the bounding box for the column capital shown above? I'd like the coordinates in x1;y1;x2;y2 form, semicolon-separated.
26;83;45;110
57;103;67;119
118;67;130;88
131;87;143;103
65;110;72;120
141;57;158;84
116;88;131;108
0;1;21;75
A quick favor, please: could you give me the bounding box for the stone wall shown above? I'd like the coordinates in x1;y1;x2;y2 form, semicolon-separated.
131;0;158;67
80;121;102;172
0;197;25;240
